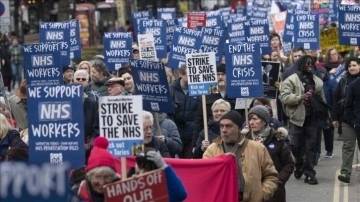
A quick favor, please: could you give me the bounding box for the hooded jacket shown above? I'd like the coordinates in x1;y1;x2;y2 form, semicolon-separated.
280;55;326;127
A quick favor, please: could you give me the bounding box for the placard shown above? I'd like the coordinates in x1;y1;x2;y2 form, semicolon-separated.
293;13;320;50
138;19;167;58
103;32;132;71
99;95;143;157
338;4;360;46
261;61;281;99
138;34;158;61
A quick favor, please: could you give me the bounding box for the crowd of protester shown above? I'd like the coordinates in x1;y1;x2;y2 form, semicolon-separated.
1;25;360;201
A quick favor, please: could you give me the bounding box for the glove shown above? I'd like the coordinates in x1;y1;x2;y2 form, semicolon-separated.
146;151;168;169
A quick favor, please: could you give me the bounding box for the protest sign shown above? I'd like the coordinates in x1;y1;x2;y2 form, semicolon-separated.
0;162;70;202
132;11;152;41
206;10;223;29
261;61;281;99
235;98;253;110
293;13;320;50
103;32;132;72
226;16;247;43
138;19;167;59
166;19;176;51
167;27;202;68
138;34;158;61
320;28;353;53
157;7;176;20
104;169;168;202
23;43;63;86
187;12;206;29
39;20;81;60
130;59;174;113
99;95;143;157
27;85;84;168
283;9;311;43
244;19;270;54
200;27;226;64
177;17;188;27
225;42;263;98
338;4;360;46
330;64;346;83
185;52;217;96
235;5;247;16
272;11;287;37
311;0;330;14
329;0;339;22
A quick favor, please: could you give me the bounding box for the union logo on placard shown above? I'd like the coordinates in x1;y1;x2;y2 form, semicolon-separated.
241;87;249;96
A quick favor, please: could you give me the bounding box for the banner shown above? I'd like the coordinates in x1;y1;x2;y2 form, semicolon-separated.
206;10;223;29
39;20;81;60
124;154;238;202
227;16;247;43
338;4;360;46
104;169;168;202
167;27;202;68
0;162;70;202
244;19;270;54
99;95;143;157
186;52;217;96
320;28;353;53
130;59;174;113
27;85;85;168
103;32;133;72
225;42;263;98
293;13;320;50
166;19;176;52
138;19;167;58
138;34;158;61
132;11;152;41
261;61;281;99
157;7;176;20
187;12;206;29
23;43;63;86
200;27;226;64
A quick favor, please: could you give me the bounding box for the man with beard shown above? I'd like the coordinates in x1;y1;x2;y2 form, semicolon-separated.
192;64;239;153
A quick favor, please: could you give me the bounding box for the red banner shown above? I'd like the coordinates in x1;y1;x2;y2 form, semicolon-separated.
187;12;206;30
104;169;168;202
122;155;238;202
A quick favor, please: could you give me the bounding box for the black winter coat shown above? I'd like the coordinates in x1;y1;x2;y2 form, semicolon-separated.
193;120;220;158
0;129;28;161
344;78;360;126
145;137;171;158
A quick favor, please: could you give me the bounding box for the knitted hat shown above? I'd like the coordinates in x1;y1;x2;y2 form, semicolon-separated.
248;105;271;125
216;63;226;73
220;110;244;128
85;137;116;172
63;65;75;73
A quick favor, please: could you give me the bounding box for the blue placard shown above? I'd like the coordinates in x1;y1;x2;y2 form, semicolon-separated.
293;13;320;50
227;17;247;43
176;17;187;27
166;19;175;52
23;43;64;86
0;162;70;202
330;64;345;83
27;85;85;169
132;11;152;41
236;5;247;16
138;19;167;59
157;7;176;20
244;19;270;54
283;9;311;43
200;27;226;64
206;10;223;29
39;20;81;60
338;4;360;46
329;0;339;22
167;26;202;68
225;42;263;98
130;59;174;113
103;32;133;72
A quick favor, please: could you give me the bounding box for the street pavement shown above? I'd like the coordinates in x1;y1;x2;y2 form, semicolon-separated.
286;133;360;202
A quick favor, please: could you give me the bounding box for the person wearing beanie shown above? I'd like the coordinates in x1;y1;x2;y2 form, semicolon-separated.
76;137;119;202
249;98;283;129
203;110;278;202
63;65;75;84
241;105;294;202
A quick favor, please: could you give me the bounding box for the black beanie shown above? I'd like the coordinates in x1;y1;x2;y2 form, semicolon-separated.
216;63;226;73
63;65;75;73
220;110;244;128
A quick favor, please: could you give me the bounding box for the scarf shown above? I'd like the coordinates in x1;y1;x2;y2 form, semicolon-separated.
252;126;271;143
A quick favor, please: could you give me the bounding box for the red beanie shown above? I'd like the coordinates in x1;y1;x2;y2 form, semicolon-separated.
85;137;116;172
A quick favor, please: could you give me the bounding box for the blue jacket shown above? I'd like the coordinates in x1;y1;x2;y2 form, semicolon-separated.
152;113;182;157
165;166;188;202
170;79;200;142
0;129;28;161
